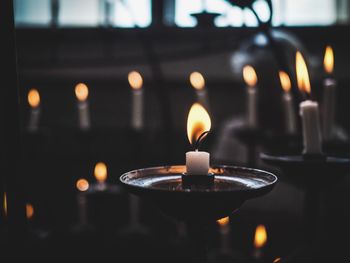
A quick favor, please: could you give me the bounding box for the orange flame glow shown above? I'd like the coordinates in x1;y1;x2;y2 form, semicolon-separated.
254;225;267;249
75;83;89;101
94;162;108;183
76;179;89;192
296;52;311;94
26;203;34;220
190;72;205;90
187;103;211;146
28;89;40;108
324;46;334;74
279;71;292;92
3;192;7;217
128;71;143;90
217;216;230;226
243;65;258;87
273;257;281;263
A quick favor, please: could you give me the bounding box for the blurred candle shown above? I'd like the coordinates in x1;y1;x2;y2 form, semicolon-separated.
243;65;258;129
217;216;230;255
76;178;89;226
26;203;34;220
190;71;210;110
279;71;297;134
253;224;267;260
128;71;144;131
94;162;108;191
27;89;41;132
296;52;323;155
186;103;211;175
3;192;7;218
75;83;91;131
322;46;336;141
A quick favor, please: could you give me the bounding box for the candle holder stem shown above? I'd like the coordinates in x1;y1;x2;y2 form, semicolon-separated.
186;221;209;263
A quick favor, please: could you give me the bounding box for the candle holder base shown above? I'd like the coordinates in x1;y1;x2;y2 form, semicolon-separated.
181;173;215;189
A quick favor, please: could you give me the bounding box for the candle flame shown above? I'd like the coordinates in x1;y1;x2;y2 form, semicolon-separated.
76;179;89;192
324;46;334;74
94;162;107;183
28;89;40;108
279;71;291;92
273;257;281;263
190;71;205;90
3;192;7;217
296;52;311;94
75;83;89;101
128;71;143;90
217;216;229;226
243;65;258;87
254;224;267;249
26;203;34;220
187;103;211;146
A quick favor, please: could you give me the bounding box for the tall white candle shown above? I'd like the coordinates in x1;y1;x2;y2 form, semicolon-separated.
76;178;90;226
185;103;211;175
322;46;336;141
296;52;323;154
128;71;144;131
27;89;41;132
190;71;210;111
243;65;258;129
75;83;91;131
279;71;297;134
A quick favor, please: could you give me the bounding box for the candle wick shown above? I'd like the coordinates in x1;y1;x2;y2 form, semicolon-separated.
193;131;210;151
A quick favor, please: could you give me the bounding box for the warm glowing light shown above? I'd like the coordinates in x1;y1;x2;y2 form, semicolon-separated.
75;83;89;101
26;203;34;220
76;179;89;192
273;257;281;263
187;103;211;146
254;225;267;249
3;192;7;217
296;52;311;94
217;216;229;226
189;72;205;90
243;65;258;87
324;46;334;74
94;162;108;183
279;71;292;92
28;89;40;108
128;71;143;90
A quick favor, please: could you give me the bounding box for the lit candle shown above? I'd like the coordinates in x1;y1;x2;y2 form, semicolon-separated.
26;203;34;221
185;103;211;175
190;71;210;110
243;65;258;129
217;216;230;255
94;162;108;191
322;46;336;141
3;192;7;218
128;71;144;131
279;71;297;134
296;52;323;155
252;224;267;260
75;83;91;131
76;178;89;226
27;89;41;132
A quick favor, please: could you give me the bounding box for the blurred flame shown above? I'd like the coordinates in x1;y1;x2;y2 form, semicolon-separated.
217;216;229;226
190;72;205;90
3;192;7;217
26;203;34;220
187;103;211;146
273;258;281;263
94;162;107;183
128;71;143;90
76;179;89;192
296;52;311;94
279;71;291;92
243;65;258;87
28;89;40;108
254;225;267;249
75;83;89;101
324;46;334;74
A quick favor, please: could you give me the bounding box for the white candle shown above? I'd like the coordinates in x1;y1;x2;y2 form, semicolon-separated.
128;71;144;131
27;89;41;132
185;103;211;175
75;83;91;131
217;217;230;255
279;71;297;134
296;51;323;155
322;46;336;141
76;178;89;226
190;71;210;110
243;65;258;129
